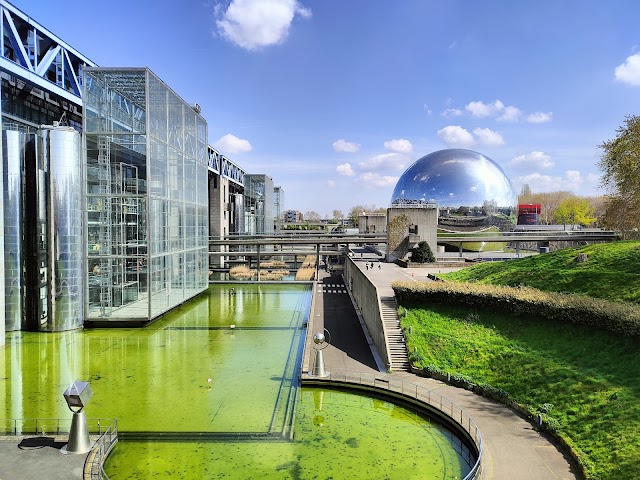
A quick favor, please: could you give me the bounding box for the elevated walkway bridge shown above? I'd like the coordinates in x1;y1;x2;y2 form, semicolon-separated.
209;229;619;260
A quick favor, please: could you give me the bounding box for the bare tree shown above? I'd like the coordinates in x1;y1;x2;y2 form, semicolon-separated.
304;210;321;221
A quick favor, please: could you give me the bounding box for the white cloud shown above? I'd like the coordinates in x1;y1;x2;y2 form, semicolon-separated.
563;170;583;190
615;53;640;86
586;172;600;184
336;163;355;176
527;112;553;123
514;170;585;193
383;138;413;154
441;108;464;118
510;151;554;169
358;153;406;171
497;105;522;122
333;139;360;153
423;104;432;115
326;179;336;188
473;127;505;146
357;172;398;188
514;172;561;192
465;100;504;118
214;133;252;154
437;125;474;147
215;0;311;51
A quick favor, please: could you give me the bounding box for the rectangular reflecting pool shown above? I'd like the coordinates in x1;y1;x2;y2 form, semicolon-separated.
1;284;311;436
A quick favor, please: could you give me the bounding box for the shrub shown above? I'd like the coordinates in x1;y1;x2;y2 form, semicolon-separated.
392;280;640;338
410;241;435;263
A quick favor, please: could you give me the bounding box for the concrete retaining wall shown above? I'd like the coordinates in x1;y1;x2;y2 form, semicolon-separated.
344;257;391;369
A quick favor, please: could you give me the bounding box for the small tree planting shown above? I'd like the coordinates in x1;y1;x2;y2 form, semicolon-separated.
410;241;435;263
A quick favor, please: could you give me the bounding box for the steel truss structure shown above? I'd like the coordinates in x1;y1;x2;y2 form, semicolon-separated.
208;145;245;186
0;0;246;182
0;0;96;105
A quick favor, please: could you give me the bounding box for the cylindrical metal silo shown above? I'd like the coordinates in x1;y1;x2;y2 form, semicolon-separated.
40;126;84;331
2;130;26;332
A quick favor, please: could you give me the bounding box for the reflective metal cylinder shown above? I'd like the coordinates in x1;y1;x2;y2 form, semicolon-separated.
2;130;25;332
40;127;84;331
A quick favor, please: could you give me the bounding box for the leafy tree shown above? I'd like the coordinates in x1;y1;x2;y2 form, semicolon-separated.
517;190;574;224
410;241;435;263
598;115;640;230
553;196;597;228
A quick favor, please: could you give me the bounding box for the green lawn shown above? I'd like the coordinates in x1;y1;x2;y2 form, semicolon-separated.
400;241;640;479
442;241;640;303
401;304;640;479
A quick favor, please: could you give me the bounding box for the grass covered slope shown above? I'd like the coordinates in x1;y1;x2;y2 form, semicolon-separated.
401;305;640;480
397;241;640;479
441;241;640;303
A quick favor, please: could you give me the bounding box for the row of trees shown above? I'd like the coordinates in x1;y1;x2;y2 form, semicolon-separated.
518;187;600;227
304;204;386;224
308;195;600;229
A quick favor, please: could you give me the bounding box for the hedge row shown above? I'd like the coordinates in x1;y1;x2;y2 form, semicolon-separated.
392;280;640;338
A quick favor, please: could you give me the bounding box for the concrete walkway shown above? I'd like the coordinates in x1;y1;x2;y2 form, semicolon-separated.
307;250;578;480
0;436;87;480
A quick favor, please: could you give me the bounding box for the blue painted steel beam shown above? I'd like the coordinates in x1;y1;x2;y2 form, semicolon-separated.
0;0;96;105
208;145;245;187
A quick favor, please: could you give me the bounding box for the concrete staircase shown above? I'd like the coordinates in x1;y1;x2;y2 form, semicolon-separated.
380;296;410;372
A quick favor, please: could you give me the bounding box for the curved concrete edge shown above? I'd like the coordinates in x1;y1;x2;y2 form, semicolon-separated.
409;367;586;480
313;251;579;480
302;374;482;479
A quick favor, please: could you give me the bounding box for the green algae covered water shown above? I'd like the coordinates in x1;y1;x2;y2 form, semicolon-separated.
1;285;473;479
105;388;472;479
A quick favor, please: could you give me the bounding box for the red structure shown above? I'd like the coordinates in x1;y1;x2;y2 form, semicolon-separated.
517;204;541;225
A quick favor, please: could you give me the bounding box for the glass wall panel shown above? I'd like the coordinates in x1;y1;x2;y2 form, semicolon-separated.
146;70;208;319
150;139;168;199
148;74;167;143
184;156;196;203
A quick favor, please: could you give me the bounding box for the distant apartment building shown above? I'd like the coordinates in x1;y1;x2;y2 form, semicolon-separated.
284;210;304;223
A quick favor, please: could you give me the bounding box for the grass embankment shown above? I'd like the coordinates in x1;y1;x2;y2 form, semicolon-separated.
399;241;640;479
442;241;640;303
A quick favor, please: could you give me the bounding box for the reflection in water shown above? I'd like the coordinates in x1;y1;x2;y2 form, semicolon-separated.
2;285;473;478
1;285;310;433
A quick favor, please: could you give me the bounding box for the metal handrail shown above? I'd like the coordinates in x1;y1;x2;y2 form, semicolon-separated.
0;417;118;480
303;369;482;480
0;417;113;436
85;419;118;480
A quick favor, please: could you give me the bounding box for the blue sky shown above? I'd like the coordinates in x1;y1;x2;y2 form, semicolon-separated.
13;0;640;216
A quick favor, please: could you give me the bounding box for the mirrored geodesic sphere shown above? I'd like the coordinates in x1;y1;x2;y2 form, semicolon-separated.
390;149;517;230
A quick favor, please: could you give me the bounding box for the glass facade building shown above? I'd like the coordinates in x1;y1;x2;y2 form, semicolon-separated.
83;68;208;322
243;174;274;235
273;186;284;232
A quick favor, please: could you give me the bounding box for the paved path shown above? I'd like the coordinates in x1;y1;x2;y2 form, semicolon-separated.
0;436;86;480
308;250;578;480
